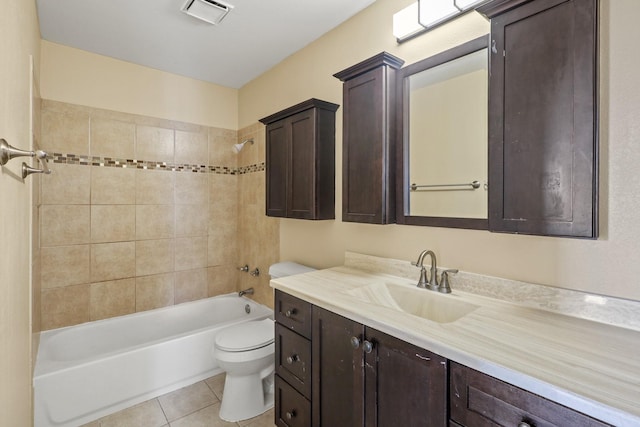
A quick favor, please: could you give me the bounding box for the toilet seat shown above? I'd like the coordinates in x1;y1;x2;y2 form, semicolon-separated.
215;319;274;352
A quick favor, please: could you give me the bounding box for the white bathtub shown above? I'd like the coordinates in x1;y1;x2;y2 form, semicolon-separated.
33;294;273;427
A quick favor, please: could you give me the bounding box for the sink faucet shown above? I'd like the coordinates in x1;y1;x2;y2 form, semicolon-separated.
414;250;439;291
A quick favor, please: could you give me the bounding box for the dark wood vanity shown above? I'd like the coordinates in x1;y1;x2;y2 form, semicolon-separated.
274;289;611;427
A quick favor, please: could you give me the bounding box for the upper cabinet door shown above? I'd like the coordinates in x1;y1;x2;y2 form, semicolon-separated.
479;0;598;238
335;53;404;224
260;99;339;220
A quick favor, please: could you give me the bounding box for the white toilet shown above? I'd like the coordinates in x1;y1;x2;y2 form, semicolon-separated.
213;262;315;422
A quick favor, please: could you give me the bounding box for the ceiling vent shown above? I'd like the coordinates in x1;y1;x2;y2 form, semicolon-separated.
181;0;234;25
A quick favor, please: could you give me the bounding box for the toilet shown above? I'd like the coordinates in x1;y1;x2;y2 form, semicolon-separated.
213;262;315;422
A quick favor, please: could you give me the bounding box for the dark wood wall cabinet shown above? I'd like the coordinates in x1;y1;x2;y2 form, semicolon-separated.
275;289;611;427
334;52;404;224
260;99;339;220
478;0;598;238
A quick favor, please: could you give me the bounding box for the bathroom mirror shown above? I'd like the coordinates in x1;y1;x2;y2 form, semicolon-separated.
397;36;489;229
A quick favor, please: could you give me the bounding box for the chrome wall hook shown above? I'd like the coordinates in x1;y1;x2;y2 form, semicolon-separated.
22;162;51;179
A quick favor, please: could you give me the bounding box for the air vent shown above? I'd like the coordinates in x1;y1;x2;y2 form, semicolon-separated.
181;0;233;25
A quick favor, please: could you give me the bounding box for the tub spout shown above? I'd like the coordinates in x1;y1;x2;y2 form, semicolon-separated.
238;287;254;297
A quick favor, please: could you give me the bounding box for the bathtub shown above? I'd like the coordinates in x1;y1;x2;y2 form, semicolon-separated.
33;294;273;427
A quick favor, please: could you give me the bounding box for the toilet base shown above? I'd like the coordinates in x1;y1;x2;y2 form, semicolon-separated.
219;370;274;422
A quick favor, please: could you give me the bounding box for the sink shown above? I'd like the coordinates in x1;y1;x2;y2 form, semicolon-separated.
345;282;479;323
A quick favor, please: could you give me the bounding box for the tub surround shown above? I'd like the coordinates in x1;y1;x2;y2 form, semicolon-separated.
270;252;640;426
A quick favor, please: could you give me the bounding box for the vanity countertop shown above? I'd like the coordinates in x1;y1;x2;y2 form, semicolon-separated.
270;263;640;427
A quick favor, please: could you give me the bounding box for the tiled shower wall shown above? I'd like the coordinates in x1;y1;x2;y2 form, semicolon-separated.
38;100;278;330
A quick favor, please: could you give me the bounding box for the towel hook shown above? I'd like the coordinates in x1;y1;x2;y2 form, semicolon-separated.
1;139;52;179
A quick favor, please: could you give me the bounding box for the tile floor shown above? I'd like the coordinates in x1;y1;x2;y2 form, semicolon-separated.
81;373;275;427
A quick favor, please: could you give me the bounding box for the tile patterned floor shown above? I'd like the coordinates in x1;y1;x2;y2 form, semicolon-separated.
81;373;275;427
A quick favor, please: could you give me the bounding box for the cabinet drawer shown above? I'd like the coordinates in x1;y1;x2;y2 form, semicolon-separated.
275;290;312;339
450;362;611;427
275;375;311;427
275;323;311;398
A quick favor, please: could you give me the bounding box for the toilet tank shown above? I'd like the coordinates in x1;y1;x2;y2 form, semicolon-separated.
268;262;315;279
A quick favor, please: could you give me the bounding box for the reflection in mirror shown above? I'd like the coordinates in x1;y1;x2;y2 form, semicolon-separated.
397;36;489;229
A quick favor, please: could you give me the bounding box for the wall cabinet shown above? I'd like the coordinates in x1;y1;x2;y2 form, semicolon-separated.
334;52;404;224
260;99;339;220
479;0;598;238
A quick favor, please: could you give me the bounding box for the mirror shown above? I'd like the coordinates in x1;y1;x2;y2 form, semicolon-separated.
397;36;489;229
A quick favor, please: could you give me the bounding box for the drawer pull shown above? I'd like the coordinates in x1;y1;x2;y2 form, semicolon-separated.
286;354;300;364
518;422;532;427
363;340;373;354
350;336;361;349
285;308;297;318
286;410;297;420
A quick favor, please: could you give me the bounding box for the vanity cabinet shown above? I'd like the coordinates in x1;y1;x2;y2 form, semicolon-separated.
478;0;598;238
449;362;611;427
260;99;339;220
334;52;404;224
312;306;447;427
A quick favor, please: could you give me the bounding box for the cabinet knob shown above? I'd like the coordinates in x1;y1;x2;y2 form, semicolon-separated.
362;340;373;354
517;422;531;427
286;354;300;364
286;410;297;420
285;308;297;318
350;336;361;349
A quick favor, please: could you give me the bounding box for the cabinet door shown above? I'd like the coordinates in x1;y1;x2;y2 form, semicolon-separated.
485;0;597;237
266;120;288;217
364;327;447;427
287;109;316;219
312;307;365;427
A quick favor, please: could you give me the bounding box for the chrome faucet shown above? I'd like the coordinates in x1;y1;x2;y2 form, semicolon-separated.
238;287;254;297
414;250;438;291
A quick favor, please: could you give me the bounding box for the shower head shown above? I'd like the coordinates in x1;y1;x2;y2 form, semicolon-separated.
232;138;254;153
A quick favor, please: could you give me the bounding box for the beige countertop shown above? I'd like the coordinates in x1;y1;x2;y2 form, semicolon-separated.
271;262;640;427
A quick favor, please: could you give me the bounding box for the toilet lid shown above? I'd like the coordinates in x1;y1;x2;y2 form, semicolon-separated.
215;318;274;352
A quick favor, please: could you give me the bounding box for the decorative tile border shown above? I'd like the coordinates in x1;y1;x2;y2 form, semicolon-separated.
50;152;265;175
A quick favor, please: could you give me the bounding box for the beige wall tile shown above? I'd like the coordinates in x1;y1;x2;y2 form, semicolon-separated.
136;273;175;312
175;172;208;205
176;204;208;237
209;199;238;234
41;245;90;289
41;284;90;330
91;118;135;159
41;108;90;154
90;241;136;282
91;205;135;243
209;127;237;168
175;237;207;271
41;163;90;205
175;269;208;304
136;205;175;240
175;130;208;165
209;173;237;204
136;125;174;163
89;278;135;321
207;265;237;296
136;169;175;204
136;239;174;276
91;166;136;204
208;228;237;267
40;205;90;247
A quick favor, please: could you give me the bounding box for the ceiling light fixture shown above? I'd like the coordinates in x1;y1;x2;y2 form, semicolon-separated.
181;0;234;25
393;0;489;43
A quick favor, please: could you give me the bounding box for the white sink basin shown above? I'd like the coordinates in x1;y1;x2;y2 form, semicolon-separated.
345;281;479;323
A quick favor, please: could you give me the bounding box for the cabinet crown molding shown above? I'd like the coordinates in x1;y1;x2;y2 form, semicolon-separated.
333;51;405;82
259;98;339;125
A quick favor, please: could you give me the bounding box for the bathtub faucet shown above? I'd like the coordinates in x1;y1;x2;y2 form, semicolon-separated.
238;287;254;297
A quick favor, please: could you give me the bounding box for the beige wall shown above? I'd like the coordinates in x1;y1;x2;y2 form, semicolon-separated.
40;41;238;130
37;100;243;329
239;0;640;302
0;0;41;424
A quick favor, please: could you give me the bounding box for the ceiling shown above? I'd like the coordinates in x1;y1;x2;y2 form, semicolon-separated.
36;0;376;89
